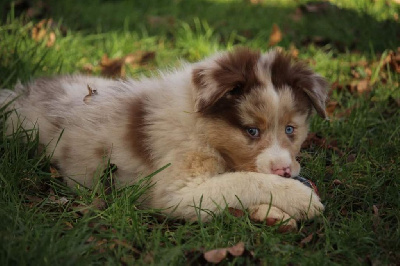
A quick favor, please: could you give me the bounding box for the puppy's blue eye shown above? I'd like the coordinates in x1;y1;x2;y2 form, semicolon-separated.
246;128;260;138
285;126;294;135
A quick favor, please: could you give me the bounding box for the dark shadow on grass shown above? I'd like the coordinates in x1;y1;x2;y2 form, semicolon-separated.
6;0;397;53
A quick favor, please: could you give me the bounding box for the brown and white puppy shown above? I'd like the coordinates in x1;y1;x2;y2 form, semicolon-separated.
0;48;328;225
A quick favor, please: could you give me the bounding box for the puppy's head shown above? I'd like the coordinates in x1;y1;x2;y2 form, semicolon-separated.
192;48;328;177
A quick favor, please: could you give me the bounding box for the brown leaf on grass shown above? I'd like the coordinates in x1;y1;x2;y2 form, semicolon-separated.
31;19;61;47
147;16;175;28
346;154;357;163
86;236;96;243
100;51;156;78
228;207;245;217
92;198;107;211
25;195;43;204
356;79;371;94
333;179;343;186
300;233;314;247
289;44;299;59
268;23;282;47
31;20;47;41
244;0;265;4
82;64;94;74
204;242;245;264
389;48;400;73
139;51;156;65
326;101;339;117
372;205;381;231
142;252;154;264
372;205;379;217
300;1;337;14
330;81;344;93
71;197;107;216
50;166;61;178
290;8;303;22
64;221;74;230
49;196;69;205
120;255;135;264
100;54;126;78
112;239;141;254
46;32;56;47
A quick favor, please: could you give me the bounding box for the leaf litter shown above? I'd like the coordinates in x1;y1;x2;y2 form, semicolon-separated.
99;51;156;78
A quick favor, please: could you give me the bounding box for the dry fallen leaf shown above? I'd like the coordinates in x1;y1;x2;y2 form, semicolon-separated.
289;44;299;59
83;84;98;103
389;48;400;73
356;79;371;94
92;197;107;211
300;233;314;247
142;252;154;264
372;205;381;231
290;7;303;22
333;179;343;186
46;32;56;47
300;1;336;13
346;154;357;163
64;221;74;230
100;51;156;78
50;166;61;178
268;23;282;47
204;242;245;264
112;239;141;254
228;207;245;217
326;101;339;117
147;15;175;28
244;0;265;4
31;19;60;47
100;54;125;78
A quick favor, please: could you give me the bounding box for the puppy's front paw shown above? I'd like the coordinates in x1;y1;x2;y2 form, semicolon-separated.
249;205;297;232
279;179;324;220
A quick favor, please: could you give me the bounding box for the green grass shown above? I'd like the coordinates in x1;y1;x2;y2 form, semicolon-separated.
1;0;399;264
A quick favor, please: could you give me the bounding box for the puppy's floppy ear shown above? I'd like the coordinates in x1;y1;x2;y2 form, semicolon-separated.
270;51;329;118
192;48;261;112
302;74;329;118
192;67;231;112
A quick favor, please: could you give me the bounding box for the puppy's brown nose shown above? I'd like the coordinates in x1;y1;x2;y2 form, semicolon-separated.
272;167;291;178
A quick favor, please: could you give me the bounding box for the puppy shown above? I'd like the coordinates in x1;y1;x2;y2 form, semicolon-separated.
0;48;327;224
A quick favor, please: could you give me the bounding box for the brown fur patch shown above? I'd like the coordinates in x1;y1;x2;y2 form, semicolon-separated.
193;48;263;113
269;52;328;117
95;147;106;158
201;48;263;128
213;48;262;96
125;98;153;166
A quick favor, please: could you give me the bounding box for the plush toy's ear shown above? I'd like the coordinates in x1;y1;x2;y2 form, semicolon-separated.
302;74;329;118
